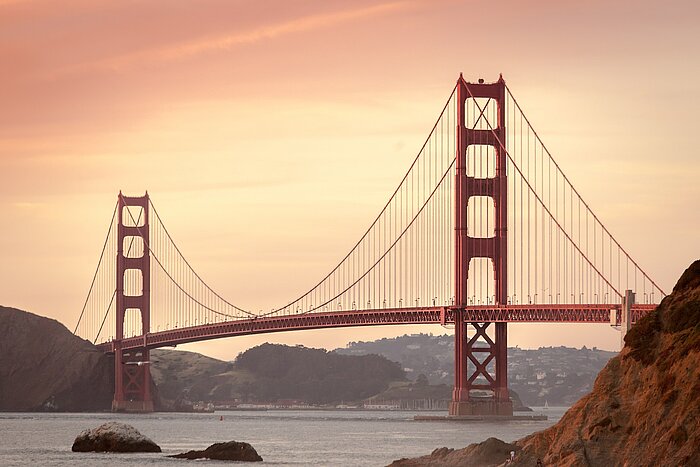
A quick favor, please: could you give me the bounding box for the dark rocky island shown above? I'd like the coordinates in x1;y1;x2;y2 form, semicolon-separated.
168;441;262;461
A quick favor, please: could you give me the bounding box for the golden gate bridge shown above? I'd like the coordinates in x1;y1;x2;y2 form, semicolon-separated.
73;75;664;414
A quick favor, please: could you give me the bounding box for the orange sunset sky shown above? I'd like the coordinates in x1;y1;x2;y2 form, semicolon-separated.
1;0;699;359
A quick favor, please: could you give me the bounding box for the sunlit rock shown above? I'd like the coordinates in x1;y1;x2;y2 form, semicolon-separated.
71;421;161;453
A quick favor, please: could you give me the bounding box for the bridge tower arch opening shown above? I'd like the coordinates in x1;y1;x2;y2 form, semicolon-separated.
113;192;154;412
451;75;512;416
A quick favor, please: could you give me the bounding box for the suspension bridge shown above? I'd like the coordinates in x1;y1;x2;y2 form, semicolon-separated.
74;75;664;414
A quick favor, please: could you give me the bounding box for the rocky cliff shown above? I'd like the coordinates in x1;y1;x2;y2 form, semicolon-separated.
0;306;114;411
391;260;700;467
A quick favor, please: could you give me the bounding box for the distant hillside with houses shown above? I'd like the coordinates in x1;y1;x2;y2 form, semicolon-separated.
336;333;616;406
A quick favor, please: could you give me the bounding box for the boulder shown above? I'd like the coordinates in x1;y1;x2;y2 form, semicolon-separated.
71;421;161;453
168;441;262;461
389;437;517;466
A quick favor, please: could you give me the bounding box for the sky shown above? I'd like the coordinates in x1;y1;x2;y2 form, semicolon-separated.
1;0;699;360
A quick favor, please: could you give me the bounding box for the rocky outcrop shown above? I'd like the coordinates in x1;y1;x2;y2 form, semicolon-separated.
168;441;262;461
390;438;518;466
71;421;161;452
389;260;700;467
509;261;700;466
0;306;114;411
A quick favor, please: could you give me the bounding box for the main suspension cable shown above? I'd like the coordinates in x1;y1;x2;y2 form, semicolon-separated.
505;85;665;296
123;204;254;320
267;84;459;315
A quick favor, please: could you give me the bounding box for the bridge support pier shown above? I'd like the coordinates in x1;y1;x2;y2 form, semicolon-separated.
113;346;154;413
112;192;154;413
619;289;635;350
450;317;512;416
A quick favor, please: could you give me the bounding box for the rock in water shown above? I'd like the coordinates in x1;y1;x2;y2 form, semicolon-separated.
71;421;161;452
168;441;262;461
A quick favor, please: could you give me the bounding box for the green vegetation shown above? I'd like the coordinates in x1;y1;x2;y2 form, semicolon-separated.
151;343;406;406
234;343;406;404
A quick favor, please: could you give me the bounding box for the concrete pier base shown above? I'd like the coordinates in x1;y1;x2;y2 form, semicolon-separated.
112;400;154;413
449;399;514;417
415;413;547;422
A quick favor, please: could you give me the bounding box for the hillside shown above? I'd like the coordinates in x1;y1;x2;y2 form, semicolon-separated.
0;305;409;411
152;345;533;410
337;334;616;406
511;260;700;465
152;343;407;407
391;260;700;466
0;306;113;411
150;348;232;405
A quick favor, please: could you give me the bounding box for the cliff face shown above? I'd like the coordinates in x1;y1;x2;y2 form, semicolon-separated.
0;306;114;411
511;261;700;467
390;260;700;467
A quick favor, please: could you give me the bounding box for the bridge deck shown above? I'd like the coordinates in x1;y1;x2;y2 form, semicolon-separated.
97;304;656;353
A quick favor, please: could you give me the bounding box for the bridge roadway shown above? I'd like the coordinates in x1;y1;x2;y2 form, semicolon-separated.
97;303;656;353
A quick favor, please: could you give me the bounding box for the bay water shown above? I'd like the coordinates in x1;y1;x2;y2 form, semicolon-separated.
0;408;566;466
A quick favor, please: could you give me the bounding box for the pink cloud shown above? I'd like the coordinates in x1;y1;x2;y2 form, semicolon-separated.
52;1;417;75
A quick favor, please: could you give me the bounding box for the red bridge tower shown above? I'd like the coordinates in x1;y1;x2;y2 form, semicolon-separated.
113;192;154;412
451;75;512;416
